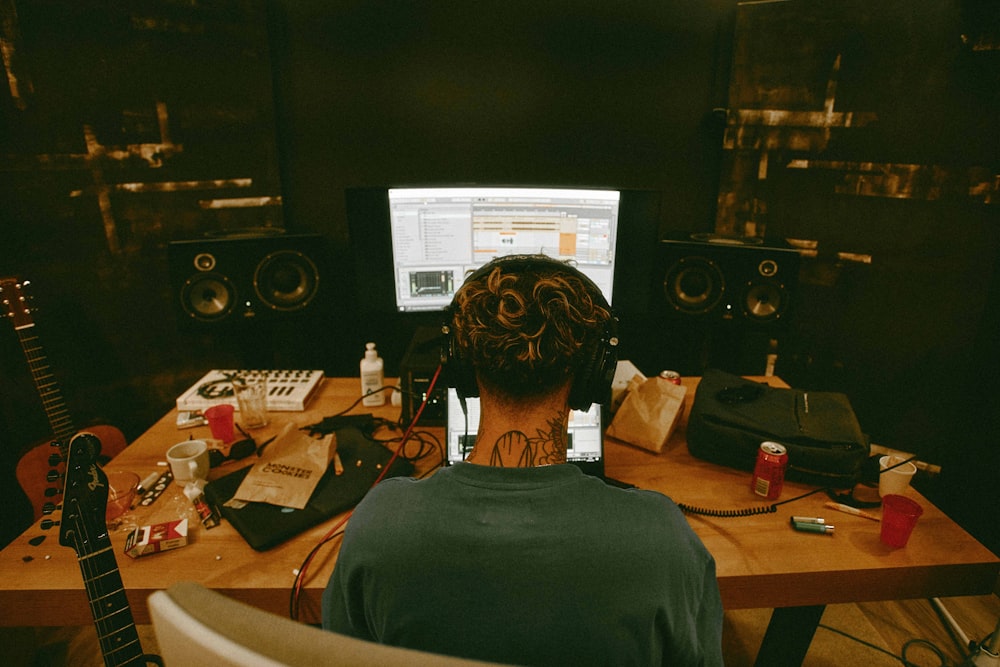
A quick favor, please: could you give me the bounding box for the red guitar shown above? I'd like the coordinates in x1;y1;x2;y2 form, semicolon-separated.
1;277;127;520
61;432;162;666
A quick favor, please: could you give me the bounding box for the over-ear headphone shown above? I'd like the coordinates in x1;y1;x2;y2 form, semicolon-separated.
440;255;619;411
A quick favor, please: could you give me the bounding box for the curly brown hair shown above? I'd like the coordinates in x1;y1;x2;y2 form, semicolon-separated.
450;258;612;401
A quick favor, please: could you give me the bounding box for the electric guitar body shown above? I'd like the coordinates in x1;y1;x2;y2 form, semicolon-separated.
16;424;128;518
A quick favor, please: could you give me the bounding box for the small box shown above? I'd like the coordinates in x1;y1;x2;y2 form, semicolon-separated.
125;518;189;559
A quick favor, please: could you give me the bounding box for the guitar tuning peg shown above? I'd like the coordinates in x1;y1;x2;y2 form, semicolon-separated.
42;502;59;515
44;487;62;497
48;453;63;466
46;470;64;483
40;519;60;530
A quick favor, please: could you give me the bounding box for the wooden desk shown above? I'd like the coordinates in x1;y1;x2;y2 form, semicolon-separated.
606;377;999;664
1;377;997;664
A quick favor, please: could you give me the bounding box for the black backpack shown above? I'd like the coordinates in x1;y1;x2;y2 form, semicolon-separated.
686;369;870;488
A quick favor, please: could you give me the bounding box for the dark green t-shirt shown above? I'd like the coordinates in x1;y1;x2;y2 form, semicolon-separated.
322;463;723;666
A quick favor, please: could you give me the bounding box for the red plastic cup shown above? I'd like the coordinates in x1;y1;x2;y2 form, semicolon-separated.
880;494;924;548
204;403;235;443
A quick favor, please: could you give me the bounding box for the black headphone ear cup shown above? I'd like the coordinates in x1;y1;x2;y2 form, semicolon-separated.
567;315;620;411
441;318;479;399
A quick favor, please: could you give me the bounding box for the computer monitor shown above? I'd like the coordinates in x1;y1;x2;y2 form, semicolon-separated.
387;186;620;312
445;389;604;468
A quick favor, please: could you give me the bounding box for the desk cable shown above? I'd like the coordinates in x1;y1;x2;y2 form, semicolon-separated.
678;453;921;518
677;486;827;518
289;364;444;622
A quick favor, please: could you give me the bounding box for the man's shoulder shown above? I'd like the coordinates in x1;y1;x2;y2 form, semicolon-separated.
592;483;684;521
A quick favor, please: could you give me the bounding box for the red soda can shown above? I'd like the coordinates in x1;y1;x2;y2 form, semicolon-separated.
659;370;682;385
751;441;787;499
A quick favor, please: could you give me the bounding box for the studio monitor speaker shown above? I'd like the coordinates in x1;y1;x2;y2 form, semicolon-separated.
168;232;327;327
657;233;800;327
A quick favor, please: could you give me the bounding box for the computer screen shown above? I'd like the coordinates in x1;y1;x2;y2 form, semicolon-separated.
387;186;620;312
445;389;604;466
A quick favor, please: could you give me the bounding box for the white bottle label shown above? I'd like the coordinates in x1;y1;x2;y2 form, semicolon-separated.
361;371;384;406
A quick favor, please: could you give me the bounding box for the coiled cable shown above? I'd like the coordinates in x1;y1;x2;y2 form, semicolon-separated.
678;486;827;518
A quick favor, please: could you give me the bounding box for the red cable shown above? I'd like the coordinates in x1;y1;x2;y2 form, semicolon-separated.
290;364;444;620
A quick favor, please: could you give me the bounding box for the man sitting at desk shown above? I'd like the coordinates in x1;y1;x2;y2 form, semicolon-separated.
322;255;723;666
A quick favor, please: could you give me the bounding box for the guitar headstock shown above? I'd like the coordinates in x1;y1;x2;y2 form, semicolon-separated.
59;433;110;552
0;276;35;330
55;433;157;665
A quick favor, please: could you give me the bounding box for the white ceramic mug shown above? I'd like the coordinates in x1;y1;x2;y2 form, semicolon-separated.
167;439;210;485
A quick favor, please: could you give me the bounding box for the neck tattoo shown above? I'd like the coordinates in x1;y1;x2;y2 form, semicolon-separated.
485;415;567;467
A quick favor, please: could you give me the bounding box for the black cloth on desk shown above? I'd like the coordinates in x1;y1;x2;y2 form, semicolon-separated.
204;426;415;551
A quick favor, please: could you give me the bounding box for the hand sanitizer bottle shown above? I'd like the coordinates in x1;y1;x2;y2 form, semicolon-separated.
360;342;385;406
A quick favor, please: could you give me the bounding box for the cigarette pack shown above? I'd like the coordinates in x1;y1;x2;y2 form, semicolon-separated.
125;518;189;559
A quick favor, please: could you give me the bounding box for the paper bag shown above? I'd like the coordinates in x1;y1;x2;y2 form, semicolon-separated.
606;375;688;454
233;423;336;509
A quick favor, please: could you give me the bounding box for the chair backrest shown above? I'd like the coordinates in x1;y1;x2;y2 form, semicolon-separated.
148;581;507;667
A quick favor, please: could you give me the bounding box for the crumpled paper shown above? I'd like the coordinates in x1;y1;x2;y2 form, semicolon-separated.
606;374;688;454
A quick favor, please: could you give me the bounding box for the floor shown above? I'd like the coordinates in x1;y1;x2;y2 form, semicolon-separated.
725;594;1000;666
5;593;998;666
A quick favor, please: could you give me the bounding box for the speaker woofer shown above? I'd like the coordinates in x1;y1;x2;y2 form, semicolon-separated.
664;256;726;315
180;273;236;320
254;250;319;311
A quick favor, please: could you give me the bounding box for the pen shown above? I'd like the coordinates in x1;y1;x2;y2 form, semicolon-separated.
824;501;880;522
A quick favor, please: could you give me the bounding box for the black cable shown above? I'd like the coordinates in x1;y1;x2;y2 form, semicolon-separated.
818;623;950;667
901;638;949;667
678;486;827;518
827;454;922;509
676;502;777;518
880;455;918;474
817;623;908;664
460;394;470;461
377;429;443;467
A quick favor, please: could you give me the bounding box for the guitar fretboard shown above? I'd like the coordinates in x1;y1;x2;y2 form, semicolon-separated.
15;329;77;442
64;513;146;665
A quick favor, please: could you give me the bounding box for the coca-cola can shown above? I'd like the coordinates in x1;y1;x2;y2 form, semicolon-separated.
659;370;682;385
751;441;788;499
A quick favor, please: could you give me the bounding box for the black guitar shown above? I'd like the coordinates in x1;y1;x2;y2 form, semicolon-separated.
60;432;162;666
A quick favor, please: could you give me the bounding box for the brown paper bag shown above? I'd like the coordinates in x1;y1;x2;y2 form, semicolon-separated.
233;423;336;509
606;375;688;454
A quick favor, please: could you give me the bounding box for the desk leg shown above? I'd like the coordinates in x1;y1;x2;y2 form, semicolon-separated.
753;605;825;667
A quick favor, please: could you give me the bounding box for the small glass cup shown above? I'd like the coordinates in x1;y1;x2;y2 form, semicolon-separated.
105;470;140;531
233;374;268;429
